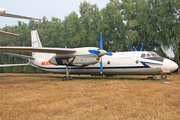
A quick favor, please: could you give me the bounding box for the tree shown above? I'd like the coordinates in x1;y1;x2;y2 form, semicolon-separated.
79;1;101;47
24;66;37;73
99;2;125;52
0;0;179;73
13;66;24;73
62;12;86;48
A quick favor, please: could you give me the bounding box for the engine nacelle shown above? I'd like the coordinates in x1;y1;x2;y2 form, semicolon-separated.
73;56;99;67
49;55;99;67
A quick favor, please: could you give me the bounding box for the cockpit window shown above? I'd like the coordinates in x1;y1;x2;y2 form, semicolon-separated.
141;52;160;58
147;54;151;57
151;53;157;57
141;54;146;58
150;52;160;57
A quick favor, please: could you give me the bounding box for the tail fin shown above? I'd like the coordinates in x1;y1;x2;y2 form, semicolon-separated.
31;28;43;58
31;28;42;47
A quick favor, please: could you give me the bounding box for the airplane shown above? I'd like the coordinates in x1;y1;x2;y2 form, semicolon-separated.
0;7;41;38
0;28;178;80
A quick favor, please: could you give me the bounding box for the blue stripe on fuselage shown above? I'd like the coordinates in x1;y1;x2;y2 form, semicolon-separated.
31;61;160;70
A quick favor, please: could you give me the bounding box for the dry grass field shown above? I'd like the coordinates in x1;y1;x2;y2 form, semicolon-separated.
0;73;180;120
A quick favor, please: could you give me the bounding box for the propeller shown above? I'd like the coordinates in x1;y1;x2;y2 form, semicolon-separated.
88;32;113;74
133;44;143;51
99;32;103;74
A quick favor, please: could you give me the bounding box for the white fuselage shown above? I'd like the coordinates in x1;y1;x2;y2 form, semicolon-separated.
29;50;178;75
1;28;178;76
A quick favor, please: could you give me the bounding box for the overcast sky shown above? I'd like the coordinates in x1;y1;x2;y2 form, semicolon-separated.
0;0;110;28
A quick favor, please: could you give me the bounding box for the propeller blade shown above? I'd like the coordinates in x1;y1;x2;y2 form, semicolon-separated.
133;46;137;51
100;58;103;74
106;52;113;56
140;44;143;51
98;32;103;74
100;32;103;50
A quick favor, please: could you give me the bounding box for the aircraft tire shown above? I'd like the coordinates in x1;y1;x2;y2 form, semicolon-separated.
62;76;73;81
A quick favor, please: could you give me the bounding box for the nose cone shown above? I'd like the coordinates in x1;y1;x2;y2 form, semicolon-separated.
163;58;178;72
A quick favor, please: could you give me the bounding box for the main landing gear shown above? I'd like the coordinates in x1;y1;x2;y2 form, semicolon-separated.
62;66;73;81
146;75;156;80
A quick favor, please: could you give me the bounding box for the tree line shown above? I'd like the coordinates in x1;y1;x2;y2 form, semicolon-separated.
0;0;179;73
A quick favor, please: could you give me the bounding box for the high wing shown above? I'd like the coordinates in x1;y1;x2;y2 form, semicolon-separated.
0;47;76;54
0;7;41;21
0;13;42;21
0;7;42;38
0;30;19;38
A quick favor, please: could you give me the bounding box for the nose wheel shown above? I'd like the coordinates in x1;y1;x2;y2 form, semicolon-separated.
63;66;73;81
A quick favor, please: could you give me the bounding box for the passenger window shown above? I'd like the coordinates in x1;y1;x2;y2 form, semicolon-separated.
141;54;146;58
147;54;151;57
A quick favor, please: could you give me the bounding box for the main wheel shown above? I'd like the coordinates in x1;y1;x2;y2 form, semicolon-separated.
69;76;73;80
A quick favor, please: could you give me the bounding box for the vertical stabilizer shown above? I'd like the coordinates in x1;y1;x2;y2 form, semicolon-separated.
30;28;55;59
31;28;43;58
31;28;42;48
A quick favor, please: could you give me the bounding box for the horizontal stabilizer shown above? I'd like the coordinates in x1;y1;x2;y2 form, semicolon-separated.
4;52;34;59
0;47;76;54
0;30;19;38
0;63;29;67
